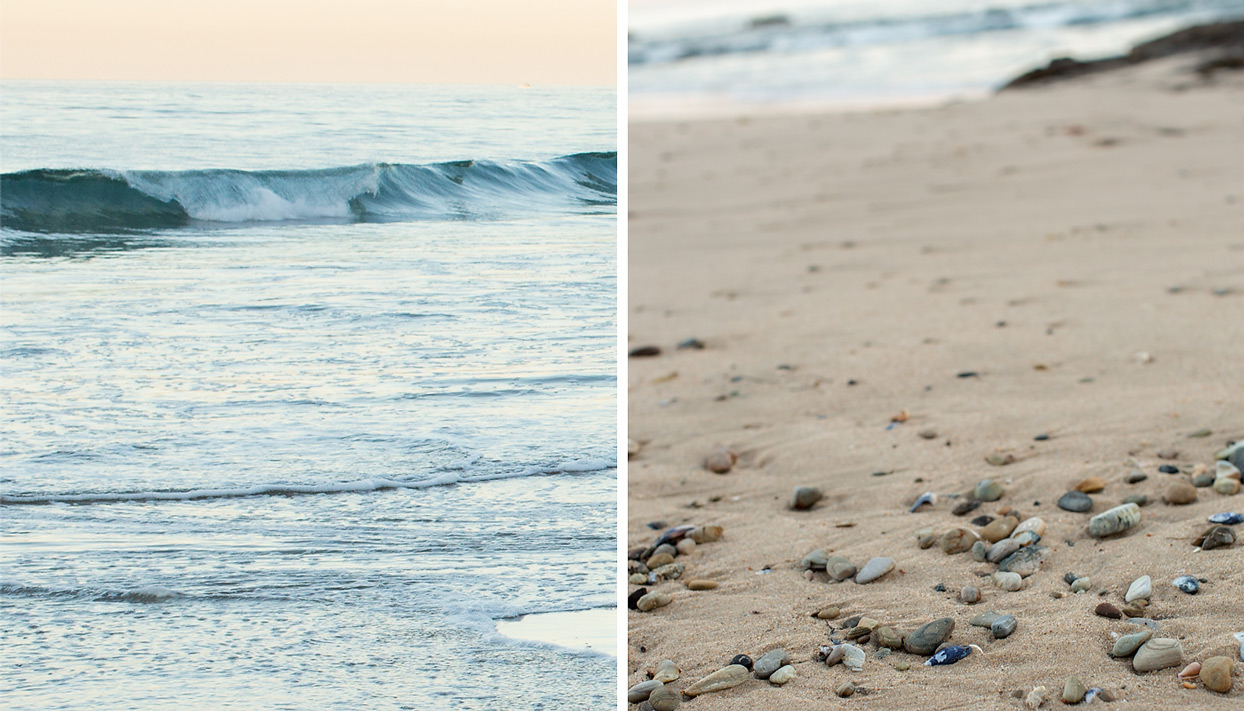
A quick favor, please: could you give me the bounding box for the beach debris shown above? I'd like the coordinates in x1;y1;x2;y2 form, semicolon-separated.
675;338;704;350
835;681;856;697
769;665;796;685
1178;662;1201;680
753;648;789;679
1111;629;1153;657
1209;512;1243;524
904;617;955;654
1063;676;1087;704
991;614;1018;639
628;680;662;702
1132;638;1183;672
1024;685;1047;708
855;556;895;584
1058;491;1093;512
1125;575;1152;602
909;491;936;513
704;447;737;474
629;345;661;357
926;644;980;667
729;654;753;671
1164;482;1197;505
654;660;680;683
792;486;822;510
1172;575;1199;594
1088;503;1141;537
1196;525;1236;550
1200;656;1234;693
684;664;749;697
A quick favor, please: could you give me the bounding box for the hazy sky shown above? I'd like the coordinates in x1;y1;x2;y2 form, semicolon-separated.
1;0;617;85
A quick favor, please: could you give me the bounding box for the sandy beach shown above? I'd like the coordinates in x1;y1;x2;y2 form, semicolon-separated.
627;52;1244;709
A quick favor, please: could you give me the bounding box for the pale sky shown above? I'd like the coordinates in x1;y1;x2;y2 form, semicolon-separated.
0;0;617;85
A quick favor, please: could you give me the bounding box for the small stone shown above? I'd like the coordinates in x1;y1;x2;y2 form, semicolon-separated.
919;429;938;439
769;665;796;685
970;514;995;527
971;540;988;562
637;591;672;612
904;617;955;655
687;579;718;590
941;528;980;554
753;648;789;680
1197;525;1236;550
1218;461;1243;480
1064;572;1080;585
798;549;829;571
981;516;1019;543
1013;517;1046;536
1121;603;1147;618
836;681;855;698
792;486;823;510
1126;470;1148;484
654;660;680;683
1110;629;1152;657
841;644;865;671
1213;477;1241;495
1062;676;1087;704
685;665;749;696
1172;575;1198;594
676;538;696;555
628;680;662;703
970;611;1003;628
1125;575;1151;602
1194;472;1216;487
651;563;684;581
855;556;895;584
986;538;1021;564
997;546;1048;577
991;614;1017;639
974;478;1004;501
1159;464;1179;474
1074;477;1106;493
1200;656;1234;693
730;654;752;670
630;573;648;585
1132;638;1182;673
827;557;858;581
629;345;661;357
653;543;678;557
896;661;910;671
1058;491;1093;513
1123;493;1148;507
1071;577;1092;593
993;571;1023;591
1088;503;1141;537
628;587;648;609
1157;449;1179;460
876;626;904;649
1094;602;1122;619
917;529;937;549
961;585;980;604
952;499;980;516
647;553;675;568
1164;482;1197;505
648;684;680;711
986;452;1016;467
689;525;723;543
816;606;841;620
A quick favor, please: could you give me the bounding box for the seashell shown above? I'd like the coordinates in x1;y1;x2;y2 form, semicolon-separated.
1235;632;1244;661
1209;512;1244;524
1177;662;1201;679
628;680;662;702
841;644;865;672
925;644;977;666
1013;516;1046;536
1125;575;1152;602
909;491;936;513
998;546;1048;577
1083;688;1103;704
1172;575;1199;594
654;659;680;683
1111;628;1153;657
1217;460;1242;480
1088;503;1141;537
1024;685;1047;709
684;664;750;696
854;556;895;584
993;571;1023;591
1132;638;1183;672
768;665;796;685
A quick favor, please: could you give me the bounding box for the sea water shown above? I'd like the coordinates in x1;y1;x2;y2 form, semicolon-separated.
0;82;616;710
630;0;1244;112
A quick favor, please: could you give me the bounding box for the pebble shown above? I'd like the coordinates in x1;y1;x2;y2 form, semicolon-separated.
1095;602;1122;619
1172;575;1198;594
1197;525;1236;550
827;556;858;581
653;543;678;557
941;528;980;554
648;684;680;711
753;648;789;679
769;665;796;685
971;611;1003;628
1063;676;1087;704
792;486;823;510
1125;575;1152;602
841;644;865;671
1164;482;1197;505
652;661;680;685
1088;503;1141;537
1236;632;1244;661
986;538;1021;565
629;346;661;357
1110;629;1152;657
684;665;749;696
816;606;841;620
651;563;684;581
799;549;828;571
647;553;675;568
836;681;856;698
1159;464;1180;474
1218;460;1243;480
704;447;737;474
637;591;672;612
1071;577;1092;593
970;514;995;527
905;617;955;655
676;538;696;555
628;587;648;610
993;571;1023;591
1200;656;1234;693
1210;512;1244;524
628;680;662;702
1013;517;1046;536
855;556;895;584
991;614;1018;639
689;525;723;543
1064;572;1080;585
630;573;648;585
1193;472;1216;488
1213;477;1241;495
1123;493;1148;507
1126;470;1148;484
1124;618;1160;631
1121;601;1148;618
926;645;974;666
986;452;1016;467
896;660;910;671
974;478;1004;501
687;579;718;590
823;646;845;667
971;540;988;562
1133;638;1183;672
981;516;1019;543
916;528;937;549
1058;490;1093;512
961;585;981;604
953;499;980;516
1074;477;1107;493
730;654;753;670
1157;449;1180;460
1024;686;1047;709
876;626;904;649
919;429;938;439
998;546;1048;577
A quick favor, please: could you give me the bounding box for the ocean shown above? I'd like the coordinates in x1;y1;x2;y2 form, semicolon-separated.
0;82;617;710
629;0;1244;113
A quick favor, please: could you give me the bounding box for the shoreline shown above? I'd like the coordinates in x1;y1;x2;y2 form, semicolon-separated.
496;608;618;656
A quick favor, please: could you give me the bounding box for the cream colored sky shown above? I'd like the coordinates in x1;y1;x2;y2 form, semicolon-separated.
1;0;616;85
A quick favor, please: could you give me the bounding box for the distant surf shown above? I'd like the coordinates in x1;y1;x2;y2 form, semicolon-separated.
0;152;617;234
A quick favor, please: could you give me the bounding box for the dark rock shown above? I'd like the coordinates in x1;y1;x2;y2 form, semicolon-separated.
952;499;980;516
629;346;661;357
1159;464;1179;474
904;617;955;655
970;515;995;527
1095;603;1122;619
628;587;648;610
1058;490;1093;513
676;338;705;350
730;654;753;671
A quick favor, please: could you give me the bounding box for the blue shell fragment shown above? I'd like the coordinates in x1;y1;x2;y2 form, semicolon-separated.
1084;688;1103;703
925;645;972;666
1173;575;1199;594
1208;512;1244;525
909;492;935;513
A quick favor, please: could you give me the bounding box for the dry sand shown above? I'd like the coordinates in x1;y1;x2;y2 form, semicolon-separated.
627;55;1244;709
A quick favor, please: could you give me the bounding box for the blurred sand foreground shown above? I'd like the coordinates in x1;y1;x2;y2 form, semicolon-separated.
627;54;1244;709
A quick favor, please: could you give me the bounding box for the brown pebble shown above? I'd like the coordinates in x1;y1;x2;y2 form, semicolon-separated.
816;606;841;620
686;579;718;590
1095;602;1122;619
919;429;938;439
981;516;1019;543
1074;477;1107;493
704;447;737;474
1164;482;1197;505
1201;656;1235;693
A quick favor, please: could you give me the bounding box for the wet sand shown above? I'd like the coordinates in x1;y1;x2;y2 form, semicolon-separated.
496;608;617;656
627;55;1244;708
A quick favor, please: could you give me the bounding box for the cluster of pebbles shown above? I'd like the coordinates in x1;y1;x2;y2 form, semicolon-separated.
628;439;1244;706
